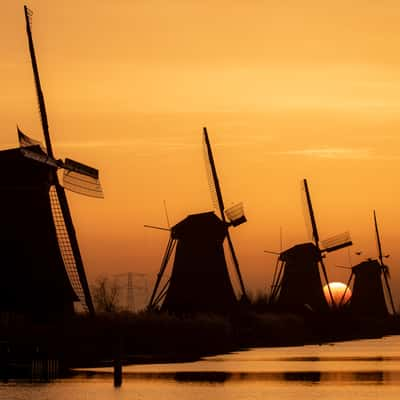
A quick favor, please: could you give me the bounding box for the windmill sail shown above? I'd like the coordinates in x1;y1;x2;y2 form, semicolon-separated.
49;187;90;312
202;128;247;299
63;159;103;198
22;6;96;315
320;232;352;253
373;210;396;314
303;179;334;305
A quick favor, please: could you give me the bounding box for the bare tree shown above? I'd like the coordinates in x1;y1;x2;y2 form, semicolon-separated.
92;276;121;313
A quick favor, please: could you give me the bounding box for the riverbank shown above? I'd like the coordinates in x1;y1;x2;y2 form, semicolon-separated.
1;309;399;378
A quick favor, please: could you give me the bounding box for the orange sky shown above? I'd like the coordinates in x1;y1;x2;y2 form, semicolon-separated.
2;1;400;307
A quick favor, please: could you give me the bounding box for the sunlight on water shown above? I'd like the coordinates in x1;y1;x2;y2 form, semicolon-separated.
2;336;400;400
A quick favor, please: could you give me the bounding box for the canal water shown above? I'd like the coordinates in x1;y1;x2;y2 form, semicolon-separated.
1;336;400;400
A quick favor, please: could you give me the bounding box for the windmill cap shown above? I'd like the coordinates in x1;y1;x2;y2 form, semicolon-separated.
352;259;382;273
171;211;226;240
279;242;320;261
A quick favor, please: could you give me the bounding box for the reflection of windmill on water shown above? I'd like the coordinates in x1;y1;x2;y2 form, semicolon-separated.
0;7;103;321
113;273;149;312
148;127;247;314
269;179;352;312
341;211;396;316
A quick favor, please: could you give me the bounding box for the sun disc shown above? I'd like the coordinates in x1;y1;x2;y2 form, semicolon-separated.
323;281;352;307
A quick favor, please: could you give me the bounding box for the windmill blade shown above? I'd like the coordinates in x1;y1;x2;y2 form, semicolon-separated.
320;232;352;253
373;210;385;266
24;5;54;158
63;158;103;198
319;256;335;308
148;237;176;309
382;266;396;314
303;179;320;246
23;6;96;315
203;127;247;298
225;231;247;298
303;179;335;306
50;185;95;314
339;272;354;307
203;127;226;221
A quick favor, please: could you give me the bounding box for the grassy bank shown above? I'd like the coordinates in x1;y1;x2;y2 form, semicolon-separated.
1;308;399;377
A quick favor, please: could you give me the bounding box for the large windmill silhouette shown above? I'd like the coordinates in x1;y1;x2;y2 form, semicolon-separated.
0;6;103;319
269;179;352;312
346;211;396;316
148;128;247;313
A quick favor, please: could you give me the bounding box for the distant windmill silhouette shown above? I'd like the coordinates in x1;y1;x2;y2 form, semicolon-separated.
346;211;396;316
269;179;352;312
0;7;103;319
148;128;247;313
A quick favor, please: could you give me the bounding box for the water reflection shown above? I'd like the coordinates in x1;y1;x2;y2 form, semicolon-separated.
3;337;400;400
71;369;396;384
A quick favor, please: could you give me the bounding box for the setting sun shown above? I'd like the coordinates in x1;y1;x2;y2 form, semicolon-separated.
323;282;352;307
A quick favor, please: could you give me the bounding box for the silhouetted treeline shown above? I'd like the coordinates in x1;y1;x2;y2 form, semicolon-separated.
1;300;400;377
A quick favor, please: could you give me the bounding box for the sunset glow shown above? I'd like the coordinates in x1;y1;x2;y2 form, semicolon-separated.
323;282;352;308
1;1;400;306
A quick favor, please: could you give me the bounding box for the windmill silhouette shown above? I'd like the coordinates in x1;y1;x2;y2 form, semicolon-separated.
148;127;247;313
346;210;396;316
0;6;103;319
269;179;352;312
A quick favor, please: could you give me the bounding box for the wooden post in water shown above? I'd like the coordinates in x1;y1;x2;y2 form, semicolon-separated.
113;336;123;387
113;358;122;387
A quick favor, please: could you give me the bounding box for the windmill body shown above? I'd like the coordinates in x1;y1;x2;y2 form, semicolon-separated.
160;212;237;314
273;243;329;312
347;211;395;317
148;128;247;314
349;260;388;317
0;146;78;320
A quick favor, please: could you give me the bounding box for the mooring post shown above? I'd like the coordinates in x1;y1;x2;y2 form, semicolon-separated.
113;335;123;387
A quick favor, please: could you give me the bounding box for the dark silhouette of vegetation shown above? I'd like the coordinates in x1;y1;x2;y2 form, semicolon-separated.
92;276;121;313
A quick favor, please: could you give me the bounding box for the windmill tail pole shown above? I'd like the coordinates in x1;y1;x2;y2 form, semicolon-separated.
24;6;54;158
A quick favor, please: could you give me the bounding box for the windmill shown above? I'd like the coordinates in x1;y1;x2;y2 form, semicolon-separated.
148;128;247;313
269;179;352;312
346;211;396;316
0;6;103;319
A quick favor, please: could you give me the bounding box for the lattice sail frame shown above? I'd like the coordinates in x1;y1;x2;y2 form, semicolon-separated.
49;186;89;312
